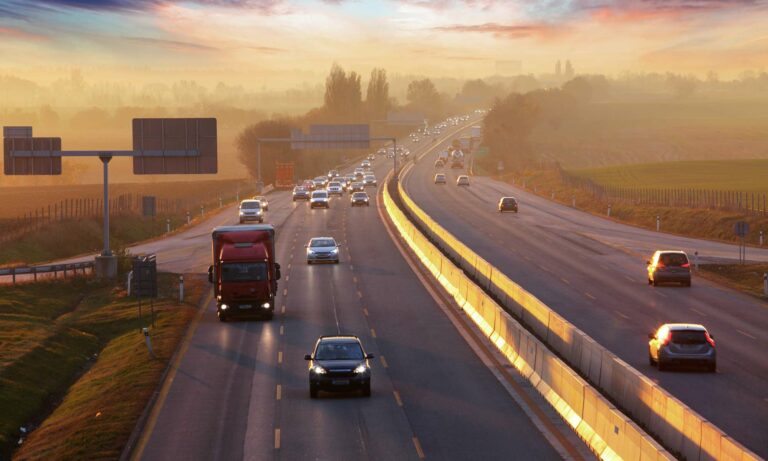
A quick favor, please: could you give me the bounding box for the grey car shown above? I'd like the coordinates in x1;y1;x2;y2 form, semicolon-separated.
310;190;330;209
647;250;691;286
306;237;340;264
238;200;263;223
305;335;373;398
648;323;716;372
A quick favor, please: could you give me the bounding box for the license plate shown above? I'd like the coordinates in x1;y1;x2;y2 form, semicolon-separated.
332;379;349;386
239;304;252;309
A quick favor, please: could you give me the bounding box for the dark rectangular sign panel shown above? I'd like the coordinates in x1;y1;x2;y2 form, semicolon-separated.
132;118;217;174
3;136;62;175
291;124;369;150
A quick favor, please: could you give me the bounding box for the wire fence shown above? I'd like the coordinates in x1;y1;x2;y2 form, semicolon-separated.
558;167;767;216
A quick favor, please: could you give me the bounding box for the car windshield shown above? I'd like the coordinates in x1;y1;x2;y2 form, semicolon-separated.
353;193;367;199
312;192;327;198
221;262;268;282
660;253;688;266
241;202;260;209
310;239;336;247
329;182;341;187
503;198;516;204
315;342;364;360
671;330;708;345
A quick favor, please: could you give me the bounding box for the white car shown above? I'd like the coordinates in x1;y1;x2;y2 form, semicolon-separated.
434;173;446;184
363;175;377;187
310;190;330;209
456;175;470;186
239;199;264;223
327;181;343;196
306;237;340;264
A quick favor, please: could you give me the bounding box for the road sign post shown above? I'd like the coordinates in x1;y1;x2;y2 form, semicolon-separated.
734;221;749;264
3;119;217;279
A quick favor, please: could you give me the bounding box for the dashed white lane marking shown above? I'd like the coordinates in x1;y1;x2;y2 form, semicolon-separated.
616;311;631;320
537;264;551;273
585;292;596;300
283;288;288;296
278;351;283;364
370;328;377;338
274;429;281;450
656;291;668;298
624;275;635;282
285;275;289;282
690;307;708;317
276;385;282;400
393;390;403;407
357;290;363;299
523;255;532;261
281;305;286;314
287;263;291;270
737;329;756;340
352;276;358;284
560;277;570;285
363;308;369;316
350;264;354;271
380;356;388;368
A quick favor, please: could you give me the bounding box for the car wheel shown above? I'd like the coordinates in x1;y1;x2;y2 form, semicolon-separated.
310;384;319;399
362;381;371;397
334;259;339;264
652;279;658;287
307;260;312;265
708;362;717;373
648;278;653;285
218;313;227;322
648;354;656;366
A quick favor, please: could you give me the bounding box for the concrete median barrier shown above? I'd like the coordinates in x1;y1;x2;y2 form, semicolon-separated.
390;174;762;461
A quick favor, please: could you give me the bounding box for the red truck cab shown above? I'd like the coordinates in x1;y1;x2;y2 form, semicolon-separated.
209;225;281;321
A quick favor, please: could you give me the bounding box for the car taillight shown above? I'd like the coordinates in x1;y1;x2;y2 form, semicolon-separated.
656;261;665;268
662;331;672;346
706;333;715;348
681;263;690;268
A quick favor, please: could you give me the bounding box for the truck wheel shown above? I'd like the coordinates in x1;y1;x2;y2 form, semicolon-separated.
310;384;318;399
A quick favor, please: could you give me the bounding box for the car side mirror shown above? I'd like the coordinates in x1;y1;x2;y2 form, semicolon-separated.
365;353;374;359
648;333;655;339
304;354;312;361
208;265;214;284
275;263;281;281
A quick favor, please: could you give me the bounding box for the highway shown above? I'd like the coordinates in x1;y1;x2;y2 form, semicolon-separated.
130;139;573;460
402;133;768;458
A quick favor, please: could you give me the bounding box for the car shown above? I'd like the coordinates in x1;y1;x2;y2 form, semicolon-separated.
292;187;310;201
313;179;326;189
435;159;445;168
647;250;691;286
648;324;716;372
377;148;386;156
361;160;371;168
310;190;330;208
350;191;370;206
305;335;373;397
434;173;446;184
301;180;315;190
252;195;269;211
456;175;470;186
367;154;375;161
350;182;365;192
498;197;518;213
327;169;339;179
305;237;340;264
238;199;264;223
327;181;343;196
363;175;377;187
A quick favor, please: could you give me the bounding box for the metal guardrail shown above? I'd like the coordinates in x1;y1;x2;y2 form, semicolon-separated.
0;261;94;284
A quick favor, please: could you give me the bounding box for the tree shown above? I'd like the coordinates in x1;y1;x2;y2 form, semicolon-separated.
556;60;562;77
323;63;363;120
481;92;540;169
237;118;299;185
406;78;442;116
564;60;575;79
666;73;698;99
365;68;389;120
562;77;593;104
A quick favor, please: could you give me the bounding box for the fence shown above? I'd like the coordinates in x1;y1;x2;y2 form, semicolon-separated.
0;183;256;245
0;261;94;285
559;168;768;216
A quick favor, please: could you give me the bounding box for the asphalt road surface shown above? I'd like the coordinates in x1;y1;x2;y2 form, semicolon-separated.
133;138;567;460
403;134;768;458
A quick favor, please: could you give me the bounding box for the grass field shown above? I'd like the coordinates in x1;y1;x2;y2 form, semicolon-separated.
697;264;768;300
0;274;204;460
570;159;768;194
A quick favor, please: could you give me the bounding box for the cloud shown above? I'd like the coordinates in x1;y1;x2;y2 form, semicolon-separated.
0;26;49;41
9;0;286;13
434;22;566;40
120;35;219;51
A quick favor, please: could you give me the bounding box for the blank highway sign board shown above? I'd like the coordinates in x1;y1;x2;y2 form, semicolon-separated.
132;118;217;174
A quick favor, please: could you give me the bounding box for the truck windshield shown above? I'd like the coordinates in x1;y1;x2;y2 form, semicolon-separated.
221;262;268;282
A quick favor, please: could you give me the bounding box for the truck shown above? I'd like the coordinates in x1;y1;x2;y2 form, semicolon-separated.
450;149;465;169
208;225;281;322
275;162;295;189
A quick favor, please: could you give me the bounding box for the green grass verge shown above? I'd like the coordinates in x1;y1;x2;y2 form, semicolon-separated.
570;159;768;194
0;274;204;460
697;264;768;300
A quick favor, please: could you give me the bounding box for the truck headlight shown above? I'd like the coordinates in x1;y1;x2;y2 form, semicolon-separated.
312;365;327;375
354;364;368;374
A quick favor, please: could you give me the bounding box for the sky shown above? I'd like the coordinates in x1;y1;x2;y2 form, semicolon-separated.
0;0;767;87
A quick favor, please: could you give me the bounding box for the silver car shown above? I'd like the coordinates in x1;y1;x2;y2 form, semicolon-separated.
327;181;343;196
363;175;377;187
456;175;470;186
310;190;330;209
648;323;716;372
238;200;263;223
252;195;269;211
306;237;340;264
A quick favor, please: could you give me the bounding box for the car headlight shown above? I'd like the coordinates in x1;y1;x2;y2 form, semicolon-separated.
312;365;327;375
261;302;270;309
331;248;339;254
220;304;229;310
307;250;316;255
238;211;245;215
354;364;368;374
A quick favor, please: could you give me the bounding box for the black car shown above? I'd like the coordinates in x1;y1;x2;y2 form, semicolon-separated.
292;187;310;201
350;191;370;206
498;197;518;213
305;335;373;398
